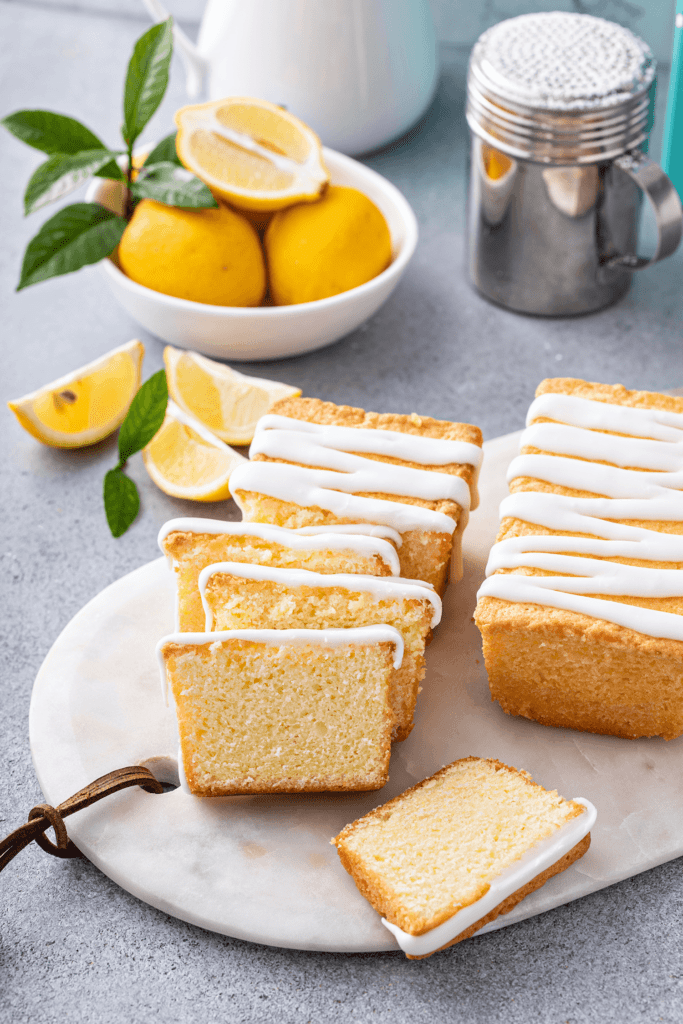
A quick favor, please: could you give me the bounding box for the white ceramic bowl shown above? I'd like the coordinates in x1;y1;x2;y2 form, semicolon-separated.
85;148;418;362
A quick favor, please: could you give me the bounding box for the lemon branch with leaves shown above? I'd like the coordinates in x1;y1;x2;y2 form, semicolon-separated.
2;18;216;292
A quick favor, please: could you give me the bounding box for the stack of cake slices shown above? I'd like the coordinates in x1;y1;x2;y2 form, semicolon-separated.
157;396;483;796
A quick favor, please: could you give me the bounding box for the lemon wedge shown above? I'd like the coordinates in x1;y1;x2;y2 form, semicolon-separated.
142;401;247;501
174;97;329;212
163;345;301;446
8;340;144;448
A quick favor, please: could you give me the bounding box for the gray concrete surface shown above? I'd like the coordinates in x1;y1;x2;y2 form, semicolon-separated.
2;2;683;1022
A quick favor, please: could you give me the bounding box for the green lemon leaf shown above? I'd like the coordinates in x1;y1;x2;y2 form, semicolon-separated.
122;19;174;148
17;203;127;290
130;162;217;208
24;150;123;215
94;159;126;181
104;468;140;538
1;110;106;155
117;369;168;464
144;131;181;167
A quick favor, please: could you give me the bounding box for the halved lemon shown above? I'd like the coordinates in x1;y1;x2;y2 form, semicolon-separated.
164;345;301;446
142;400;247;501
174;97;329;212
8;339;144;448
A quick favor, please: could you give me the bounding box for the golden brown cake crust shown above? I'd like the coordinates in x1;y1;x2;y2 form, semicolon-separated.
475;377;683;739
266;396;481;492
271;395;483;446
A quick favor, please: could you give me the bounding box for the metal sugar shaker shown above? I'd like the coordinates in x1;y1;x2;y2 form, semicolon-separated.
466;11;683;316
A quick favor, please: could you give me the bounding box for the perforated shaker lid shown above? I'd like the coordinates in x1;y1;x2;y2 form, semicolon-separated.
466;12;656;164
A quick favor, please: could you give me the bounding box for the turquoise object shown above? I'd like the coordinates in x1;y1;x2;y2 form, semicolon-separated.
663;0;683;196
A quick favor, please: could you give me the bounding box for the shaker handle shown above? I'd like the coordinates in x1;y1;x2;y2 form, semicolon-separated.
606;151;683;270
140;0;208;98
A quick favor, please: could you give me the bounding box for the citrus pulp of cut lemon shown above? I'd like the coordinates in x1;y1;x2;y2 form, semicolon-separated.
174;97;329;212
163;345;301;446
8;339;144;448
142;401;247;501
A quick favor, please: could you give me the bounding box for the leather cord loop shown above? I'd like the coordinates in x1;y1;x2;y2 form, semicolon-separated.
0;766;163;874
29;804;82;860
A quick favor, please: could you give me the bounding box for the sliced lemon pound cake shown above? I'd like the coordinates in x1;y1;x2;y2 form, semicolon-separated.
157;625;403;795
159;518;402;632
333;757;595;958
198;563;441;740
476;378;683;739
229;397;483;593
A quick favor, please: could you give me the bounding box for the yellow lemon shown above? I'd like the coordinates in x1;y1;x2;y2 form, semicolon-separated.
175;97;329;212
118;199;266;306
264;186;392;305
8;339;144;448
142;401;247;501
164;345;300;446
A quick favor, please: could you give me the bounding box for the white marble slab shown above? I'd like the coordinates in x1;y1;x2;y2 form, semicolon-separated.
29;431;683;952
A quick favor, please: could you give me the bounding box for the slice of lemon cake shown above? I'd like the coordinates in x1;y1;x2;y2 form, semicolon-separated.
157;625;403;796
198;563;441;740
159;517;402;632
333;757;595;958
476;378;683;739
229;397;483;593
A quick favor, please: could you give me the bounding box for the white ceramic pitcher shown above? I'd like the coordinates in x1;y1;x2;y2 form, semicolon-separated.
141;0;438;155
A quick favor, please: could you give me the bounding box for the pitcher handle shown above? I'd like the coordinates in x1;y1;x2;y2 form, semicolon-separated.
605;150;683;270
140;0;208;98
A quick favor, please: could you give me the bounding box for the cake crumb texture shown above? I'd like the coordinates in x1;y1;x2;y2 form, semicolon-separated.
333;757;584;936
204;574;433;740
161;637;394;795
162;528;396;632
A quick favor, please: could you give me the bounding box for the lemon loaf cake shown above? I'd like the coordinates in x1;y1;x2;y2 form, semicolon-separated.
476;378;683;739
159;517;402;632
333;757;595;958
198;563;441;740
157;625;403;795
229;397;483;593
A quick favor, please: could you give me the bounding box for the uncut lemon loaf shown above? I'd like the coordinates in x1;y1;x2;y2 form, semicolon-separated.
198;562;441;741
157;625;403;795
158;517;402;632
333;757;592;958
476;378;683;740
229;397;483;594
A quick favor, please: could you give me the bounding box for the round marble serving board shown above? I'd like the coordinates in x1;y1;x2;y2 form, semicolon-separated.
29;431;683;952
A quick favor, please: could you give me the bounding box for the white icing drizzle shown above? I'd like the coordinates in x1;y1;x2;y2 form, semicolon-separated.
156;625;405;705
255;414;484;472
522;421;683;472
480;392;683;640
230;462;459;535
198;562;442;631
250;430;472;506
292;523;402;546
383;798;595;957
157;517;401;576
233;413;482;581
527;393;683;439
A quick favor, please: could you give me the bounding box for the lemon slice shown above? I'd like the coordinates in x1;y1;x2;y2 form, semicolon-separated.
8;340;144;448
142;401;247;501
174;97;329;212
164;345;301;446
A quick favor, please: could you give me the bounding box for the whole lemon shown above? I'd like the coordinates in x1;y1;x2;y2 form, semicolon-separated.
118;199;266;306
264;186;392;305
